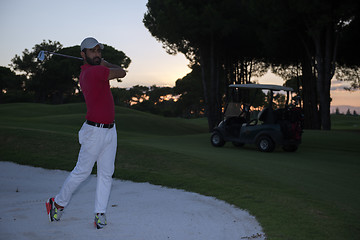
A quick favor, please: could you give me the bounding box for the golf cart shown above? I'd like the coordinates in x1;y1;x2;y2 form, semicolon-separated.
210;84;303;152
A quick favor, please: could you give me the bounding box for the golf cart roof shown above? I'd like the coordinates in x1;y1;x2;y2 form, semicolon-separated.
229;84;294;92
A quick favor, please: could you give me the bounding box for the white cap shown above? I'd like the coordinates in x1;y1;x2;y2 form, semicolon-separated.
80;37;104;51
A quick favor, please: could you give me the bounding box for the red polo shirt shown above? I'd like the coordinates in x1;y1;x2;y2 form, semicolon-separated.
79;64;114;124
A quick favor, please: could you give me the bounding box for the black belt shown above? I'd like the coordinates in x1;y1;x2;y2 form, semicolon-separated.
86;120;114;129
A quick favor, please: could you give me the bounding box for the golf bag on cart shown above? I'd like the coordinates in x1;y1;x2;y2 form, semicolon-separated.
276;106;304;141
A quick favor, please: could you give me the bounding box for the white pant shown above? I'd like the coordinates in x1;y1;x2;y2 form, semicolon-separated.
55;122;117;213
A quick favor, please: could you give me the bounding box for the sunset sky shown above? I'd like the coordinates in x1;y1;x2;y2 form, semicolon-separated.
1;0;359;107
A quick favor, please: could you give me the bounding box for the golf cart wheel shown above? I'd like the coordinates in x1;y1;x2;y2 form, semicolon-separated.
211;132;225;147
282;144;298;152
256;135;275;152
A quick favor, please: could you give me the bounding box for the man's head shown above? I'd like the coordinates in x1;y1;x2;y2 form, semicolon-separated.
80;37;104;65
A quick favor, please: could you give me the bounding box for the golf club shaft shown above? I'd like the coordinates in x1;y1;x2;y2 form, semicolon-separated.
46;51;82;60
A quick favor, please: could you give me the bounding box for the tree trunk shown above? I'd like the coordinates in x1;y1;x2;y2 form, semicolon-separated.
200;36;222;132
313;24;337;130
199;49;209;120
301;55;320;129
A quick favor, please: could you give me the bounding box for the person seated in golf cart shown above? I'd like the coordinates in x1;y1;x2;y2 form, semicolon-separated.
224;102;250;120
223;102;250;137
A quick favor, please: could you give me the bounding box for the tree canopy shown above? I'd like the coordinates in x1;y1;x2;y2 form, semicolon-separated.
0;66;27;103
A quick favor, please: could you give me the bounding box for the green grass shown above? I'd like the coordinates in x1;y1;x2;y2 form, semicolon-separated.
330;114;360;130
0;103;359;240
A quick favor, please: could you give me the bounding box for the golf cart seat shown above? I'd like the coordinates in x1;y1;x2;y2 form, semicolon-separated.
258;107;277;124
258;107;268;122
224;102;242;119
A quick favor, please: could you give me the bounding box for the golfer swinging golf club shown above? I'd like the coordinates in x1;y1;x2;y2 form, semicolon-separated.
46;37;126;229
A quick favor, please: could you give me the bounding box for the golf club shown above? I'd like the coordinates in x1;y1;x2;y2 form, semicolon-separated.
37;50;123;82
37;50;82;61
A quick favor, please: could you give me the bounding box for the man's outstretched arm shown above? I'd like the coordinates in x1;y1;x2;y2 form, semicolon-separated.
101;59;126;80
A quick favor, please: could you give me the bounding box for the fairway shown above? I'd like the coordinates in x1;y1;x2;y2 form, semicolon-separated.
0;103;359;240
